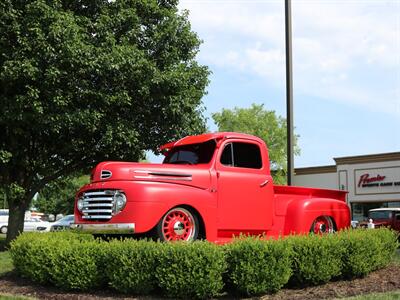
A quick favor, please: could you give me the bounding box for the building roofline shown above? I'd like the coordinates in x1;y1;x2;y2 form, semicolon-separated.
294;165;337;175
334;152;400;165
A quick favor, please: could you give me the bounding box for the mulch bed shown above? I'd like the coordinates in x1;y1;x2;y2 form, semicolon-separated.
0;264;399;300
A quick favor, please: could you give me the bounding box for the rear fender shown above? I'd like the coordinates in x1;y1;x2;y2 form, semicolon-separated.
284;198;350;234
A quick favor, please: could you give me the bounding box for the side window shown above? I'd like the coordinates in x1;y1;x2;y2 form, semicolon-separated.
220;143;233;166
220;142;262;169
396;214;400;221
233;142;262;169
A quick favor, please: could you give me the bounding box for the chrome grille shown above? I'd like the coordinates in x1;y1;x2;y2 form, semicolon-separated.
81;190;115;220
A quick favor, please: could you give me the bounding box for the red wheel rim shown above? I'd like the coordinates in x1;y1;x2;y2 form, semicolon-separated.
312;216;333;234
162;208;195;241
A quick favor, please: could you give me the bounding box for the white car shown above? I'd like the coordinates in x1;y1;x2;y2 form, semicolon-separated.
0;218;52;234
24;217;51;232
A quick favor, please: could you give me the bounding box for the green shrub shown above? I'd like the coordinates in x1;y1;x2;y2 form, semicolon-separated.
105;239;160;294
10;232;95;286
9;227;398;297
155;241;226;299
339;228;398;278
224;237;292;296
288;233;343;286
49;240;105;290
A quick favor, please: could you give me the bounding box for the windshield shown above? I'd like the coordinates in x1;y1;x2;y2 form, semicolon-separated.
163;140;216;165
60;215;74;222
369;210;392;220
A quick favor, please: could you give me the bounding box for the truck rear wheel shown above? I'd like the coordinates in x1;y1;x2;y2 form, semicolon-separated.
156;207;199;241
310;216;335;234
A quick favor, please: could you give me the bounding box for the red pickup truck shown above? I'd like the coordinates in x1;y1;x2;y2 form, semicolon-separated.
73;132;350;242
362;208;400;232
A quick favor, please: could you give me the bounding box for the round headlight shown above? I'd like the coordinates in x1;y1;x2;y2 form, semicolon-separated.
77;197;84;212
113;191;126;214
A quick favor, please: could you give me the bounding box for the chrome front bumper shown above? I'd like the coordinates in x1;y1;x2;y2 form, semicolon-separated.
71;223;135;234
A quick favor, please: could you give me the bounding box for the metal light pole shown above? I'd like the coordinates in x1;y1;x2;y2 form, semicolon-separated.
285;0;294;185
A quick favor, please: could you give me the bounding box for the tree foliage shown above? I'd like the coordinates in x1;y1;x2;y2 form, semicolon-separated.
0;0;209;243
33;175;89;216
212;104;300;184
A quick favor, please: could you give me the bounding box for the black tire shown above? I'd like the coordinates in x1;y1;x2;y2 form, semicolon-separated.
156;207;199;241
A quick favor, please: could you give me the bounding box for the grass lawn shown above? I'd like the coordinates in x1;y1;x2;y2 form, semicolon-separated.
338;290;400;300
0;295;36;300
0;234;6;251
0;251;13;276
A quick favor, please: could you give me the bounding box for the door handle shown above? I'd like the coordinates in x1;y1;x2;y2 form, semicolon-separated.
260;179;269;187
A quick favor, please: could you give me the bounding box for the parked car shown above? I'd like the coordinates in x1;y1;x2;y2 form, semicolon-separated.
24;217;51;232
362;208;400;232
50;215;75;231
0;209;9;223
0;217;50;233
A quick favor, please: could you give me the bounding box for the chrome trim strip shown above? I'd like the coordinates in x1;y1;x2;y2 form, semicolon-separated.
83;191;115;196
83;209;112;213
83;197;113;201
82;215;112;219
100;170;112;179
148;171;192;177
71;223;135;234
134;175;192;181
83;203;113;208
134;170;192;177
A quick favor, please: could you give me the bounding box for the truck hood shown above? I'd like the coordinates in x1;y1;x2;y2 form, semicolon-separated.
91;161;211;190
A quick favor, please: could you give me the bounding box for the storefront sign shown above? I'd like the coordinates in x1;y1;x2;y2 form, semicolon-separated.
355;167;400;195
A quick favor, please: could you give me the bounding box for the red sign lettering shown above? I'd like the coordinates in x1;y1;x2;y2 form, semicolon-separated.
358;173;386;187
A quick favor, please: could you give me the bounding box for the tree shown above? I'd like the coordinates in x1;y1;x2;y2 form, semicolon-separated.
32;175;89;217
212;104;300;184
0;0;209;244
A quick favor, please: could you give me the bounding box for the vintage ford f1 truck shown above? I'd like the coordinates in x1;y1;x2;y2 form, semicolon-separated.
73;132;350;242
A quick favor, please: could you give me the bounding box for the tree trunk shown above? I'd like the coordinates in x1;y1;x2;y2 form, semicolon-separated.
5;200;29;247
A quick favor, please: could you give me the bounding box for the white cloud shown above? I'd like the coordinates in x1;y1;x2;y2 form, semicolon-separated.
180;0;400;116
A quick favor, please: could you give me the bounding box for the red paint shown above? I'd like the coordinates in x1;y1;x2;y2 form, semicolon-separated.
358;173;386;187
74;132;350;242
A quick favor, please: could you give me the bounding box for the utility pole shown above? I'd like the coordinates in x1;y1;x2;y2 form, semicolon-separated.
285;0;294;185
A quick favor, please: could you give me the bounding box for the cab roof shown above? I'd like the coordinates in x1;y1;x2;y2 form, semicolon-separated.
159;132;264;152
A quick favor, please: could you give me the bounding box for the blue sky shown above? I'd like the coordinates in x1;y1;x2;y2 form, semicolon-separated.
170;0;400;168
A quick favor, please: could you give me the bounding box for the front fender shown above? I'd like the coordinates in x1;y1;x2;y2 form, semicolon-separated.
284;198;350;234
75;180;217;239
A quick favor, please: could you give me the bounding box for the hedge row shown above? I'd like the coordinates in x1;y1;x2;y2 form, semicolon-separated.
10;229;398;298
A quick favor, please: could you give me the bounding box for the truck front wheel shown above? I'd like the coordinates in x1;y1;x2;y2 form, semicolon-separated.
156;207;199;241
310;216;335;234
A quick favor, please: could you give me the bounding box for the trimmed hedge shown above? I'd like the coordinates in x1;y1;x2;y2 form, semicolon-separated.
105;239;160;294
338;228;398;278
155;241;226;299
288;233;343;285
10;228;399;298
224;237;292;295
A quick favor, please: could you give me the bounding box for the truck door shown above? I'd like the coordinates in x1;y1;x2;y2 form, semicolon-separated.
216;140;274;233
